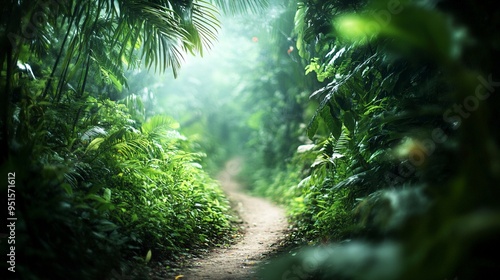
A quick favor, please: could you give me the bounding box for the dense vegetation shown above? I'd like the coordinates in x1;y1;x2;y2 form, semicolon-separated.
0;1;265;279
1;0;499;279
247;1;500;279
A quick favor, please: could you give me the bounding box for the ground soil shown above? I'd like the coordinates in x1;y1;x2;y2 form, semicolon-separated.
180;158;289;280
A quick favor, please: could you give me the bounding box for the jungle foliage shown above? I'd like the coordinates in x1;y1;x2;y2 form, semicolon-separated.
1;0;499;279
251;0;500;279
0;0;267;279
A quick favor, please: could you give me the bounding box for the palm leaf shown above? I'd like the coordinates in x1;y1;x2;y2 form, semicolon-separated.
210;0;268;14
191;1;221;54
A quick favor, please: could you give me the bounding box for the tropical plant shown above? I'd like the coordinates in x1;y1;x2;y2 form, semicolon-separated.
84;114;233;257
258;0;500;279
1;0;268;162
0;0;269;279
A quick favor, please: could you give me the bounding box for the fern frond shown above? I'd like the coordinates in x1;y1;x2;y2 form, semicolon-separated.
330;127;350;155
141;115;180;134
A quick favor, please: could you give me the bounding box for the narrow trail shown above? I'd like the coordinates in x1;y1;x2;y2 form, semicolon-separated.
183;158;288;279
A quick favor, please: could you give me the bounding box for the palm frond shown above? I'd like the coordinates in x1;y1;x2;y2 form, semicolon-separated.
210;0;269;15
132;2;190;75
191;1;221;54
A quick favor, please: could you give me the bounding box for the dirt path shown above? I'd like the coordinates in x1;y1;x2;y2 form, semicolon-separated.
183;158;288;279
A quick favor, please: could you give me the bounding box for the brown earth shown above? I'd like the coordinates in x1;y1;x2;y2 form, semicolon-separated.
181;158;289;280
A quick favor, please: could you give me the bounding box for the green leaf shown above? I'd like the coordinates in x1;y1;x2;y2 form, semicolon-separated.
85;194;108;204
335;94;351;111
142;115;180;133
321;106;342;140
211;0;268;15
132;214;138;222
343;111;356;133
85;137;105;153
103;188;111;202
97;220;118;232
248;111;264;129
307;115;319;140
333;14;376;45
145;249;152;263
108;72;123;92
61;183;73;196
